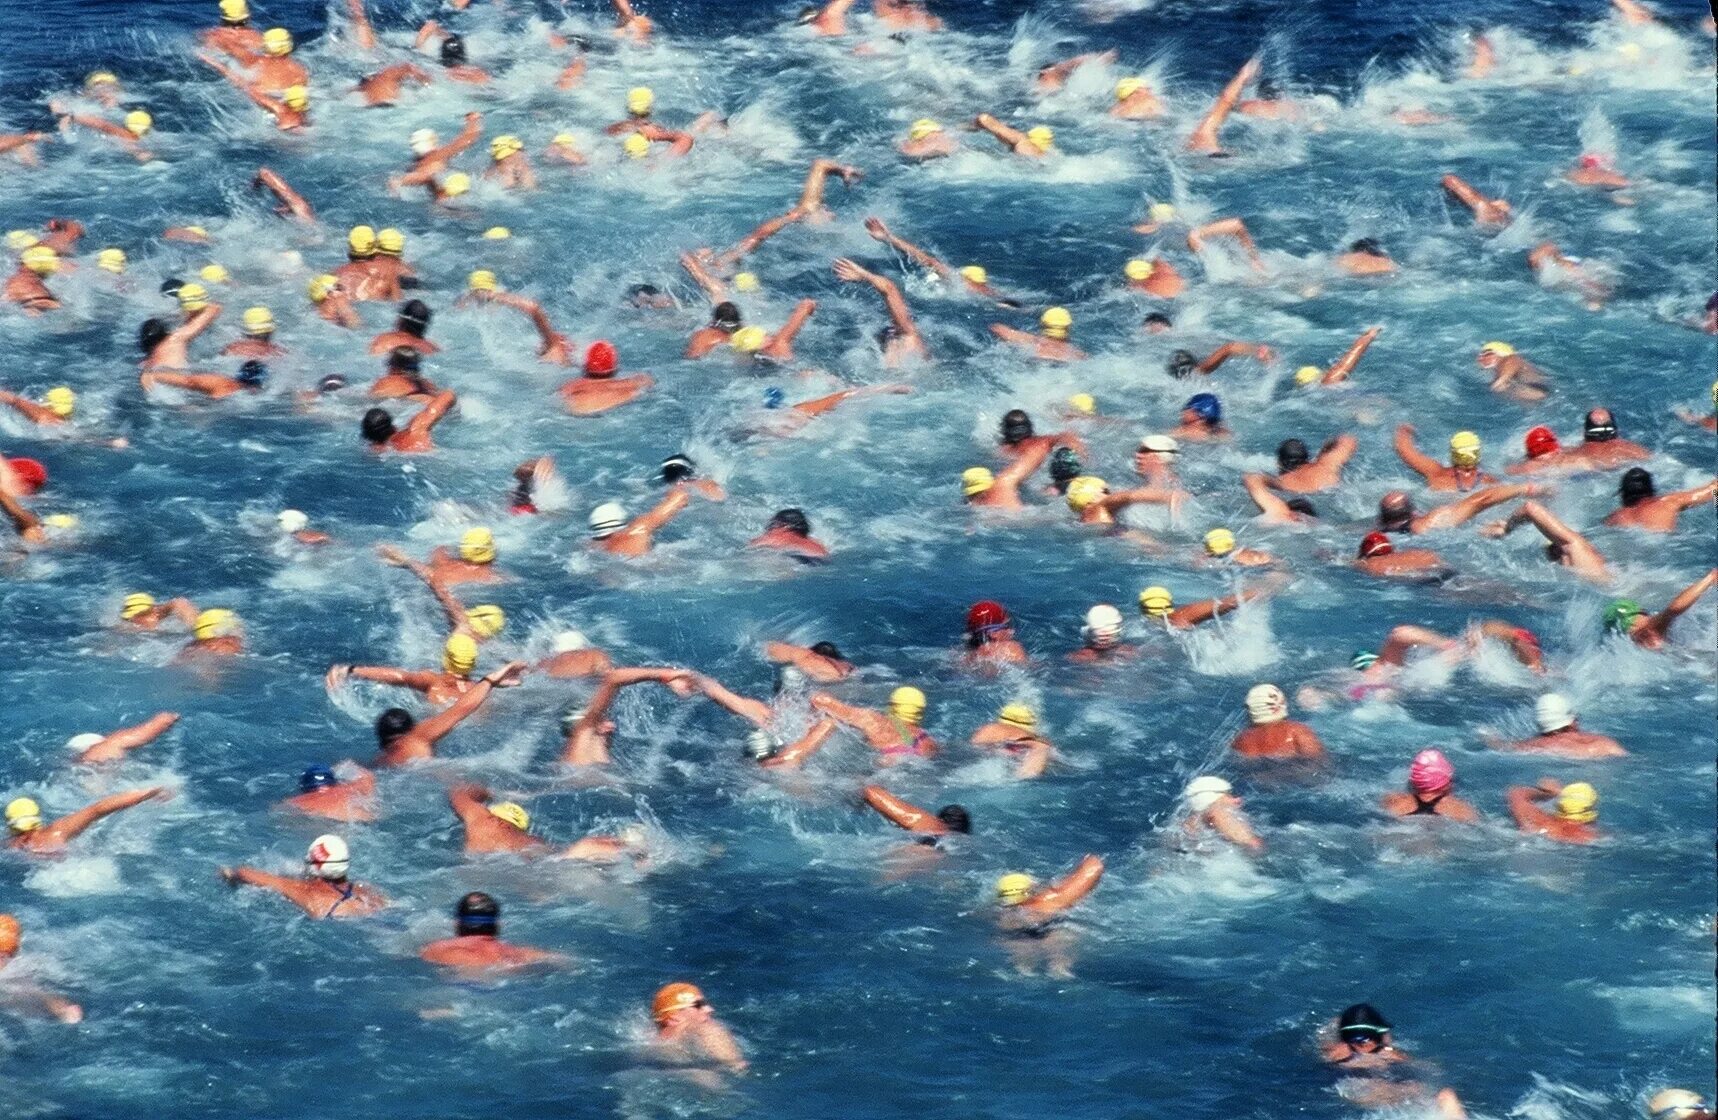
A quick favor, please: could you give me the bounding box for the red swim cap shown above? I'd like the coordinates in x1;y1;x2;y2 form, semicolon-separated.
5;458;47;494
1358;531;1394;559
584;340;618;377
1578;153;1604;170
1524;426;1559;458
966;599;1009;635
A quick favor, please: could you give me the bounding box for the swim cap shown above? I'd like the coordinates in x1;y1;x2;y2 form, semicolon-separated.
305;834;349;880
1065;475;1107;512
1040;306;1072;339
998;703;1035;731
488;801;529;831
959;265;987;285
92;248;124;274
1149;202;1177;222
348;226;377;257
1618;467;1654;506
455;891;499;935
1183;775;1232;813
712;302;742;328
1083;603;1123;647
21;246;59;275
490;134;523;162
627;87;655;115
65;733;103;753
1480;341;1514;358
1184;393;1221;423
377;228;404;256
282;86;309;111
1277;439;1310;472
0;914;20;955
5;797;42;834
121;592;156;620
199;263;230;285
1602;599;1642;634
308;274;339;302
767;508;812;537
467;269;497;293
584;341;618;376
440;34;467;65
1378;491;1414;531
1244;683;1287;724
299;765;337;793
277;509;308;533
1125;258;1155;282
743;728;776;759
961;467;995;497
908;118;941;142
1066;393;1096;417
1138;434;1178;455
194;608;236;641
1048;447;1083;487
219;0;249;22
177;282;209;311
409;128;438;156
1555;782;1597;824
1116;76;1145;101
1204;528;1236;558
658;454;696;484
1351;650;1378;671
1535;692;1575;734
731;326;767;353
441;172;471;198
1337;1003;1391;1044
465;604;505;638
622;133;650;159
1521;425;1559;459
42;386;76;419
1025;125;1054;151
552;131;577;147
589;502;627;538
1294;364;1322;386
652;982;704;1021
235;359;267;389
124;110;153;137
1000;409;1034;444
996;873;1034;905
443;633;478;675
1357;531;1394;560
318;373;347;393
262;27;292;55
1409;749;1454;795
551;630;590;653
482;226;510;240
733;272;760;292
1138;586;1173;617
889;686;926;723
5;230;38;251
459;527;496;565
1646;1089;1709;1119
241;306;274;336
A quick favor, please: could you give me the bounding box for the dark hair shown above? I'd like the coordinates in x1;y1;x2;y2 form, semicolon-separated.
1049;446;1083;487
440;34;467;65
1167;349;1197;379
936;805;971;834
1348;238;1383;256
375;707;414;744
767;508;811;537
1277;438;1310;471
398;300;432;337
1618;467;1654;506
158;278;184;298
1000;409;1033;444
138;318;170;355
809;641;843;660
361;409;396;444
455;891;499;935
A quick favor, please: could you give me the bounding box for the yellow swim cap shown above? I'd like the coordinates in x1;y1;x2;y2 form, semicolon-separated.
5;230;39;251
996;873;1034;905
459;527;496;564
219;0;250;22
1124;258;1155;282
1480;340;1514;357
622;133;650;160
998;703;1036;730
962;467;995;497
490;134;523;161
1294;365;1322;386
1025;125;1054;151
733;272;760;293
43;513;77;531
467;269;497;293
443;633;479;675
177;282;210;311
307;274;339;302
199;263;229;284
44;387;76;418
241;306;274;336
121;592;156;620
908;118;941;142
262;27;292;56
348;226;377;256
731;326;767;354
282;86;309;111
87;70;119;87
488;801;530;831
124;110;153;137
1555;782;1598;824
466;604;505;638
1148;202;1177;222
5;798;43;834
181;225;208;238
442;172;472;198
1449;430;1481;467
97;247;127;274
1068;392;1096;416
482;226;511;240
958;264;988;285
627;86;654;115
1204;528;1236;557
889;685;927;722
21;246;59;275
194;608;236;640
1065;475;1107;512
377;228;404;256
551;131;577;147
1116;76;1145;101
1040;306;1072;339
1138;585;1173;617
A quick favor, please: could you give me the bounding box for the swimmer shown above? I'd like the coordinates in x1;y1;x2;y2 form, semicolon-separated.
545;131;586;165
1199;527;1276;568
802;0;855;35
1065;475;1180;527
1229;684;1325;759
1674;378;1717;431
764;640;852;682
861;785;971;840
484;134;535;189
1485;693;1626;758
284;763;377;823
0;915;83;1023
370;348;438;400
1173;394;1229;442
1138;582;1271;631
610;0;654;41
1505;424;1574;474
1609;0;1657;23
1313;325;1382;386
1563;408;1649;467
372;662;527;767
1463;32;1495;79
1482;500;1610;583
326;633;486;707
1178;340;1276;376
1179;777;1264;852
560;668;696;766
420;529;507;587
1507;778;1600;845
993;855;1104;978
446;785;549;855
0;456;49;499
1034;50;1117;96
961;600;1027;666
972;114;1053;159
141;359;269;400
1334;238;1397;275
67;712;179;765
1566;151;1631;195
537;630;612;679
1527;241;1611;308
1440;173;1511;227
681;296;741;355
1186;54;1260;154
202;0;263;59
1123;257;1184;299
178;608;244;658
831;258;928;364
561;340;653;415
1320;1004;1468;1115
1111;75;1166;120
1475;341;1549;403
5;246;62;312
1643;1090;1714;1120
874;0;941;32
649;984;747;1073
1242;473;1319;525
996;409;1087;461
374;546;503;643
588;479;726;558
969;705;1053;778
0;387;75;426
198;55;309;130
361;390;458;453
419;893;566;972
1237;75;1300;119
898;117;957;160
1604;470;1713;532
392;114;483;195
1186;217;1267;274
1378;483;1540;535
6;786;170;854
413;29;491;84
1272;434;1358;493
116;593;199;631
370;300;439;355
251;167;315;222
810;686;937;762
48;101;154;162
229;27;309;95
721;299;818;364
748;508;830;561
356;62;431;106
221;307;285;359
961;439;1053;511
1133;434;1181;487
796;159;864;222
1602;569;1718;650
1394;426;1496;492
309;274;360;327
0;130;50;166
220;835;386;919
1381;750;1478;821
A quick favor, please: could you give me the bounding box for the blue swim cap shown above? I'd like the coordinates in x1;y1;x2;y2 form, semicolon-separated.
1184;393;1221;423
763;387;785;410
299;765;337;793
238;360;268;387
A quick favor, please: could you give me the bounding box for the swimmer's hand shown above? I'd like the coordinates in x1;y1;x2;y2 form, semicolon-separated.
218;866;241;886
1478;519;1508;539
325;664;352;690
375;544;409;566
863;217;890;241
663;670;697;698
485;661;529;688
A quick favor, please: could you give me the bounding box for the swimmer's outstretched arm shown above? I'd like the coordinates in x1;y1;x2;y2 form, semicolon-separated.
861;785;945;833
489;293;564;356
797;159;862;213
807;0;856;35
1035;50;1117;92
0;490;43;542
377;545;476;636
0;391;61;425
403;389;457;440
1377;624;1459;666
1441;484;1541;530
1462;33;1495;79
808;693;891;741
760;718;837;769
76;711;179;763
761;298;817;361
1187;218;1266;273
679;252;727;301
50;108;138;148
1640;568;1717;643
220;865;307;897
639;123;694;157
1241;472;1294;521
345;0;378;49
1440;174;1510;225
344;666;442;691
1208;800;1264;852
863;218;952;279
1393;423;1442;481
0;133;48;157
139;372;244;396
972;113;1027;149
1186;54;1259;154
692;674;772;727
253;167;315;222
713;210;803;269
1023;854;1104;915
39;786;169;846
832;259;922;343
792;384;910;417
1096;486;1180;516
998;439;1053;490
1195;341;1273;373
414;662;527;746
1321;326;1380;384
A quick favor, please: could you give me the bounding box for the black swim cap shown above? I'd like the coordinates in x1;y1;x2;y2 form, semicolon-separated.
1256;76;1281;99
375;707;414;744
237;360;268;388
440;34;467;65
159;278;184;298
767;508;811;537
318;373;348;393
138;318;169;354
361;408;396;444
629;283;661;299
1049;446;1083;486
1277;438;1310;471
809;641;844;660
1143;312;1173;329
659;454;696;483
388;346;421;373
1285;497;1318;518
1000;409;1033;444
936;805;971;834
1338;1003;1391;1044
712;301;742;328
455;891;499;935
1618;466;1654;506
1167;349;1197;379
1583;409;1618;442
1349;238;1384;256
399;299;432;336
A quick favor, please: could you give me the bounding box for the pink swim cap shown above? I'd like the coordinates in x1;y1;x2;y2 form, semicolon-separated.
1409;749;1454;795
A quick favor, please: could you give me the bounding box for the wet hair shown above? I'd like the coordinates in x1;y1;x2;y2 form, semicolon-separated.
711;301;742;329
1276;438;1310;471
1166;349;1197;379
659;454;696;483
1618;466;1654;506
440;34;467;66
361;408;397;444
1284;497;1318;518
1348;238;1384;257
375;707;415;745
767;508;811;537
237;360;268;388
936;805;971;834
398;299;432;337
138;318;169;355
387;346;421;374
809;641;844;660
1338;1003;1391;1045
455;891;499;935
629;283;660;298
1143;312;1173;330
1000;409;1033;444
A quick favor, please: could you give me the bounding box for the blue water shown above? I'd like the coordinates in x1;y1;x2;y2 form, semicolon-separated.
1;0;1713;1117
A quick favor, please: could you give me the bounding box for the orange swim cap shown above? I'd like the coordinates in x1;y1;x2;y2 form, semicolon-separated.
652;982;704;1021
0;913;19;955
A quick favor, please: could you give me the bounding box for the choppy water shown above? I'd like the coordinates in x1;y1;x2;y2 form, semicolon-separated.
1;0;1713;1117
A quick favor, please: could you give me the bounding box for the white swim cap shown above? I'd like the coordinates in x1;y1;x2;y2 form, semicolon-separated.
1245;684;1288;724
1083;604;1123;647
1535;692;1575;734
305;834;350;880
1138;434;1179;455
552;630;590;653
66;733;104;752
277;509;308;533
1646;1089;1709;1119
409;128;438;156
1183;775;1233;813
589;502;627;539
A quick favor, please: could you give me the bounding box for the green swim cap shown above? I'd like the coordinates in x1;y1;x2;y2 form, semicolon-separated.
1602;599;1642;633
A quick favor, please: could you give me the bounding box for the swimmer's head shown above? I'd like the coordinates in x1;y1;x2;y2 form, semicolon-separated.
489;134;523;162
1064;475;1107;512
5;797;43;834
1276;438;1309;472
282;86;309;111
347;225;377;259
810;641;844;661
1166;349;1197;379
936;805;971;834
360;408;395;444
1182;776;1232;813
1143;312;1173;333
627;87;655;116
1137;585;1173;618
622;132;650;160
1448;430;1481;468
441;172;471;198
1048;446;1083;490
120;592;156;620
318;373;347;393
1244;683;1288;725
467;269;497;294
1535;692;1575;734
304;834;349;881
465;605;504;638
585;340;618;378
1149;202;1177;223
766;508;811;538
1067;392;1096;416
1358;531;1394;559
1182;393;1221;426
1083;603;1123;648
1524;425;1560;459
375;707;415;748
1602;598;1642;634
124;110;153;137
1378;491;1414;531
241;306;274;338
743;729;777;760
1203;528;1236;558
43;387;76;419
658;453;696;484
487;801;529;832
176;282;210;312
237;360;268;389
888;686;926;723
1618;466;1654;507
198;263;229;285
589;502;627;539
1347;238;1385;257
1408;749;1454;797
409;128;438;157
278;509;308;534
1294;365;1322;386
1555;781;1598;824
21;246;59;276
1025;125;1054;151
376;228;404;257
218;0;249;23
995;873;1034;906
1039;306;1071;340
1645;1090;1710;1120
440;34;468;66
961;467;994;498
1125;258;1155;282
1350;650;1378;671
308;274;340;303
997;703;1034;731
299;765;337;793
1137;434;1179;459
262;27;292;56
652;983;705;1022
454;891;499;936
397;299;432;337
1582;408;1617;443
711;302;742;331
999;409;1034;445
460;527;496;565
908;118;942;142
1115;77;1145;101
730;325;767;354
1337;1003;1391;1048
733;272;759;293
97;248;126;274
959;264;987;285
